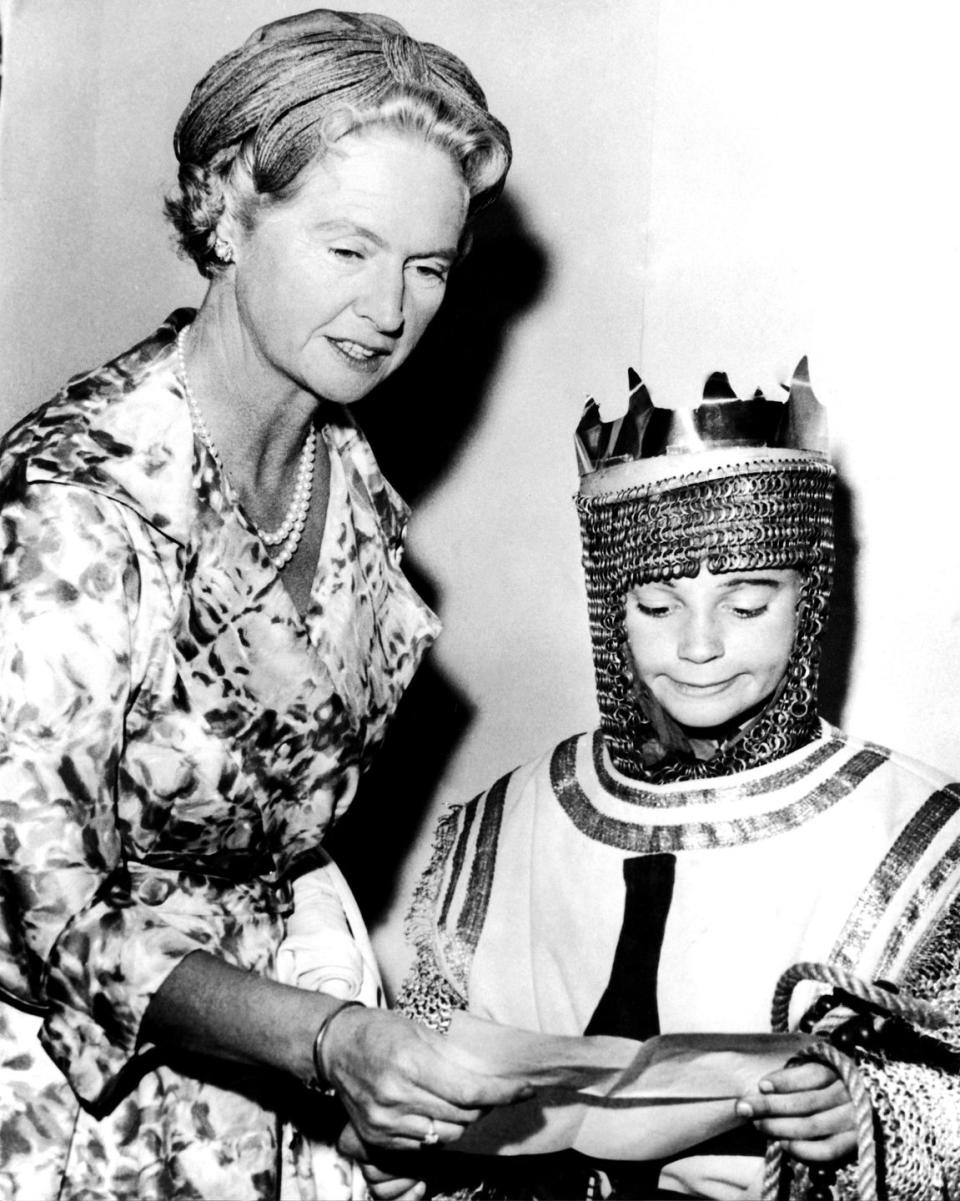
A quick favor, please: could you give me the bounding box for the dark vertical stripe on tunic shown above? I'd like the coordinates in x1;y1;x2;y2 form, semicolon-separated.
455;772;510;950
438;798;478;931
585;852;676;1040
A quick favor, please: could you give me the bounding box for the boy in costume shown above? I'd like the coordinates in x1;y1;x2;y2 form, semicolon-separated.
397;363;960;1200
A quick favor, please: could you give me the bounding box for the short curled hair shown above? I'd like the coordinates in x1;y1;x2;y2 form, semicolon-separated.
165;10;511;277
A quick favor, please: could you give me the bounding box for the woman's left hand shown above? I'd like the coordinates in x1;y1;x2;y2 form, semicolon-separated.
735;1061;857;1164
340;1123;426;1201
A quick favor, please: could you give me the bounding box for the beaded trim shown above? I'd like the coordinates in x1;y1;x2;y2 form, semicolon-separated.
404;775;513;1000
404;797;473;998
175;328;316;570
875;829;960;981
830;787;960;972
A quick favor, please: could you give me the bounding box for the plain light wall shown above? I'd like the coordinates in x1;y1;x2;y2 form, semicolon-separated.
636;0;960;777
2;1;959;992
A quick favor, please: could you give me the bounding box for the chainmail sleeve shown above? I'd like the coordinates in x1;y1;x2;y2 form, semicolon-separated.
850;892;960;1200
786;1051;960;1201
395;946;466;1034
846;1053;960;1200
787;895;960;1201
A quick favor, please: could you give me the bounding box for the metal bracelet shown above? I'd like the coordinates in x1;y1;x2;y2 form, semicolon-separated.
308;1000;365;1095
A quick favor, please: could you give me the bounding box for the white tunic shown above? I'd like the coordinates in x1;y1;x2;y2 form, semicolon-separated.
413;722;960;1198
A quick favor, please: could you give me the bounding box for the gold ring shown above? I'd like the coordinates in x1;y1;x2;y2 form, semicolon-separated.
421;1117;440;1147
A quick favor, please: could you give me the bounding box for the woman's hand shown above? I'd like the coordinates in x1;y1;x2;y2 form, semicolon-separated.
145;954;527;1155
339;1124;426;1200
323;1006;531;1151
359;1163;425;1201
736;1061;857;1164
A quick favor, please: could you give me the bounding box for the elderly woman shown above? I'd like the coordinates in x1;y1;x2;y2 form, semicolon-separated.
399;366;960;1199
0;10;525;1201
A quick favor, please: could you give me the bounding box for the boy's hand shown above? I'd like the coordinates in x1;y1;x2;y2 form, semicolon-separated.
736;1061;857;1164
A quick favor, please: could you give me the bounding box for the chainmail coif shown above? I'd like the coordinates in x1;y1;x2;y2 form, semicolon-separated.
577;456;836;783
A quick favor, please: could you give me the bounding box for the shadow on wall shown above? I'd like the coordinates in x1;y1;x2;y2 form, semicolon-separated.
326;192;550;926
351;191;550;502
819;475;858;727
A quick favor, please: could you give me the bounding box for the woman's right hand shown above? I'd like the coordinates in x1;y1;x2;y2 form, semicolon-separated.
322;1005;529;1151
144;954;522;1153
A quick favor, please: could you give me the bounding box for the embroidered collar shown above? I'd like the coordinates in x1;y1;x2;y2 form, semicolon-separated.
550;727;890;851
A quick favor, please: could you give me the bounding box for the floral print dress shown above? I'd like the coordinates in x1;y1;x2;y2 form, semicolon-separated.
0;310;440;1200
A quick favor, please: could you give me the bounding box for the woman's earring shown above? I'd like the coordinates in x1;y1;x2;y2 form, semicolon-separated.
214;237;235;264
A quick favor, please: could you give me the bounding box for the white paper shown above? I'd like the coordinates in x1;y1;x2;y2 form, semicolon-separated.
443;1012;810;1160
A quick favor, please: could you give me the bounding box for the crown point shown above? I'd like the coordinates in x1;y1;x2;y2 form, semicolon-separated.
575;396;606;476
579;395;600;424
576;358;829;478
703;371;736;399
785;355;828;455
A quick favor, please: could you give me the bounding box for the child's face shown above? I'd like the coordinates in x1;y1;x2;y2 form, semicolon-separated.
623;567;801;732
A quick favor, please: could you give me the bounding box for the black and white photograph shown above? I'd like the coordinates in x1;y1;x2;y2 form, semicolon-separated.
0;3;958;1198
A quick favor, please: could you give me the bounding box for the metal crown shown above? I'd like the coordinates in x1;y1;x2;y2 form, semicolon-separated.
575;357;828;478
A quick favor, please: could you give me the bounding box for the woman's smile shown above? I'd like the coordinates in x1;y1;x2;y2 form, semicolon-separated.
326;335;390;372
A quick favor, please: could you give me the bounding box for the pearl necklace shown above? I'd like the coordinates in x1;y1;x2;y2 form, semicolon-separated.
176;329;316;571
